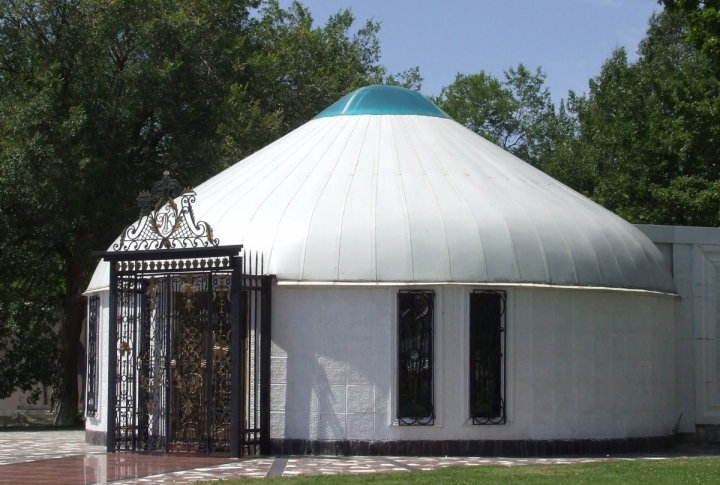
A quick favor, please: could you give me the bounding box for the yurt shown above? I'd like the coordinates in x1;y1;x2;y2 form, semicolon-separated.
84;85;678;457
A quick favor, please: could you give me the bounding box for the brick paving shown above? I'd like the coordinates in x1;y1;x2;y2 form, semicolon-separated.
0;430;719;484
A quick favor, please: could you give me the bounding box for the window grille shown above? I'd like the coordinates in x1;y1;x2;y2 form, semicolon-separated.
397;290;434;425
86;295;99;418
470;290;506;425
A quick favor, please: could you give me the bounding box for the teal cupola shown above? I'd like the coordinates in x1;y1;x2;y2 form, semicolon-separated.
314;85;452;119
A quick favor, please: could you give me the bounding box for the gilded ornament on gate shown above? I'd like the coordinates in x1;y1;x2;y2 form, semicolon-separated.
146;277;158;297
184;299;194;312
176;373;202;394
140;369;164;391
113;171;220;251
213;276;230;304
181;275;197;313
183;400;193;416
181;275;196;296
187;374;202;392
213;332;229;359
119;341;131;356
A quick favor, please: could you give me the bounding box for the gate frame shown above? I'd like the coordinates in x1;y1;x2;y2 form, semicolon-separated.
96;245;272;457
93;172;272;457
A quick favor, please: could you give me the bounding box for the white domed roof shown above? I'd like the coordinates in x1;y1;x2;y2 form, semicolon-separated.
87;86;675;294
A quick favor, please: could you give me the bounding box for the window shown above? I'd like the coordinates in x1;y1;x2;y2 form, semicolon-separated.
397;290;434;425
86;295;99;418
469;290;506;425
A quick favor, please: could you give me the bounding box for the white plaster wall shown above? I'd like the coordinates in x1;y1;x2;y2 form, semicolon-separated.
673;243;697;432
691;244;720;425
636;224;720;433
85;290;109;434
270;285;676;441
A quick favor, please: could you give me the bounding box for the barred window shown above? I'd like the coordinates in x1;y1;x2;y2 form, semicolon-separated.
397;290;434;425
86;295;99;418
470;291;506;425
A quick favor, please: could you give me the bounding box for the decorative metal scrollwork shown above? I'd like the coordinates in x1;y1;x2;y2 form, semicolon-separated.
86;296;99;418
114;171;219;251
470;290;506;425
397;290;435;426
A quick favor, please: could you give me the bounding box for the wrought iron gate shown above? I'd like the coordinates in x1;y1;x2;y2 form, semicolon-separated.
95;172;272;457
239;255;272;454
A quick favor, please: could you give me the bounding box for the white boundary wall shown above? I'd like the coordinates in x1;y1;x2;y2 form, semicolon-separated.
637;224;720;435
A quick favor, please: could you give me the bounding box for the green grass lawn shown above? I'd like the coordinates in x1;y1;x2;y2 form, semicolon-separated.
206;457;720;484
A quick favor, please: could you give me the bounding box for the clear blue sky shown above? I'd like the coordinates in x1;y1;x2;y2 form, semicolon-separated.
279;0;661;103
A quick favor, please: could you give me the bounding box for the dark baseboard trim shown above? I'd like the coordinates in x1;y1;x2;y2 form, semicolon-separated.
695;425;720;443
677;425;720;444
85;429;106;446
270;436;671;457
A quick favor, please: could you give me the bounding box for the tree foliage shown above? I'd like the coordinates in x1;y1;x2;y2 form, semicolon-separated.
221;0;420;160
431;65;578;174
232;1;390;155
0;0;406;423
660;0;720;69
0;242;62;403
434;12;720;226
383;66;423;91
573;11;720;225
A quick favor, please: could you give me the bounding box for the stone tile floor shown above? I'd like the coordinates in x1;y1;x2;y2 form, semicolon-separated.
0;430;102;466
1;431;719;484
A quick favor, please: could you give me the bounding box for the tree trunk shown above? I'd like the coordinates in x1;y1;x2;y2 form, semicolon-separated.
53;253;87;426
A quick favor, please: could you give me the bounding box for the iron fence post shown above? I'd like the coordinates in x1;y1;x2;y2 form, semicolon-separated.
260;275;272;455
106;263;117;453
230;255;243;458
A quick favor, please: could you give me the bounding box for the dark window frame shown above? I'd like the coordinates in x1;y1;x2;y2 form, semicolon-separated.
469;290;506;425
86;295;100;418
397;290;435;426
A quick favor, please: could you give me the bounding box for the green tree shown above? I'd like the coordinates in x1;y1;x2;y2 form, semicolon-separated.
0;0;397;424
0;242;62;404
573;11;720;225
222;0;393;160
383;66;423;91
0;0;264;425
431;65;577;174
660;1;720;69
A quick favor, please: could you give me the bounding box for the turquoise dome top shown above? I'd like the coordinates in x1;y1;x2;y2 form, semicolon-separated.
314;85;451;119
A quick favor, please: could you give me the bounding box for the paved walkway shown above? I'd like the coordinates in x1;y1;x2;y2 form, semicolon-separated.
1;431;719;484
